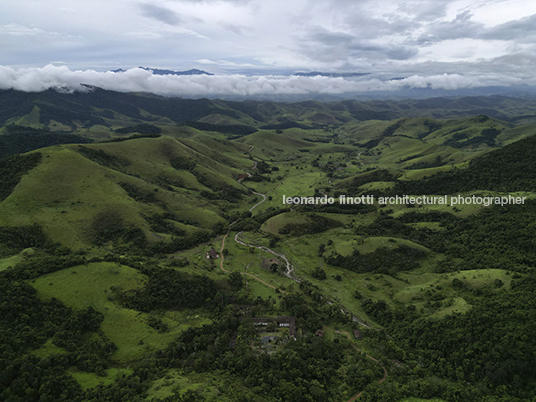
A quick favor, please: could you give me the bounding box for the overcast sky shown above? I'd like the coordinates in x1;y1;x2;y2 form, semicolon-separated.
1;0;536;96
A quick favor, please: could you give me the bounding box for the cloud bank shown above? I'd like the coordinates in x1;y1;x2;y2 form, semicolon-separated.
0;65;530;98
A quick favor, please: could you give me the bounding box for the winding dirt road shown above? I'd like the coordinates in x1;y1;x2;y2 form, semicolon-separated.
219;228;288;294
249;192;266;212
219;175;298;290
221;170;385;401
247;180;285;212
234;231;295;279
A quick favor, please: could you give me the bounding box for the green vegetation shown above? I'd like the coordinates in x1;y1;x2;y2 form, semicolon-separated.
180;120;257;136
0;224;50;257
325;243;427;275
395;134;536;194
2;91;536;401
30;261;214;363
118;267;218;311
114;123;162;135
0;124;92;159
0;152;42;201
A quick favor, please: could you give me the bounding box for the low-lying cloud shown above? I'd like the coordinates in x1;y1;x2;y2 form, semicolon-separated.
0;64;528;97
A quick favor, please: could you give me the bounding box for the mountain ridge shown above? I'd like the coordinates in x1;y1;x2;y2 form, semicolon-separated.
110;67;213;76
2;88;536;135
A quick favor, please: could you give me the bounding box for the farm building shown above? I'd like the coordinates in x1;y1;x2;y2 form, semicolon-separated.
277;316;296;337
206;248;220;259
249;316;297;336
252;317;270;326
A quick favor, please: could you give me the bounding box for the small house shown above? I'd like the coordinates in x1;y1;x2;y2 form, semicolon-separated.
252;317;270;326
277;316;296;336
206;248;220;259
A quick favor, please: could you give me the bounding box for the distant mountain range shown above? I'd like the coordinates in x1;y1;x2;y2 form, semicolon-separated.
293;72;369;78
110;68;370;79
111;67;213;76
2;87;536;136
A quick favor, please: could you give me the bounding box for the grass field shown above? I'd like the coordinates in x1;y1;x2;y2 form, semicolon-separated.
69;368;133;391
247;279;282;308
146;370;247;401
30;262;211;362
31;338;67;358
0;253;24;271
245;171;327;215
335;236;430;256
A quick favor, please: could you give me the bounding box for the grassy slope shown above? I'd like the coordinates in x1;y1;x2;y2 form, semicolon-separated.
0;147;140;248
0;135;255;249
30;262;211;362
145;369;259;402
69;368;134;391
0;253;24;271
260;212;350;235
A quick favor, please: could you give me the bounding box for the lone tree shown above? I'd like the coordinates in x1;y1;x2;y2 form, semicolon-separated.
311;267;327;280
229;271;244;289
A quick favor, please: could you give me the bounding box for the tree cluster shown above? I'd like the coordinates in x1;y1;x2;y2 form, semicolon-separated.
0;152;42;202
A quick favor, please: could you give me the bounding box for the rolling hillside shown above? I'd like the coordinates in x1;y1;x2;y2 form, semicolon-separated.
2;92;536;401
0;135;253;251
2;88;536;138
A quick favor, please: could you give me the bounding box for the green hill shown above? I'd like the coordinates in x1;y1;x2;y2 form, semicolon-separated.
394;133;536;194
0;135;253;250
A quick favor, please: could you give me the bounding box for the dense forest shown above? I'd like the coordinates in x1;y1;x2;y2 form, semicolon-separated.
0;152;42;202
360;272;536;400
0;125;92;159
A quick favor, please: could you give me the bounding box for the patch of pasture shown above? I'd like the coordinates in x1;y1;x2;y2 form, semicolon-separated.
30;262;211;362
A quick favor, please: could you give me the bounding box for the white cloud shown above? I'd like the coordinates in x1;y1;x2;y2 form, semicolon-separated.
0;65;531;97
0;24;69;38
1;24;47;36
196;59;257;67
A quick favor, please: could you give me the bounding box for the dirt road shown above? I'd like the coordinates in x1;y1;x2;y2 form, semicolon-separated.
220;228;288;294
